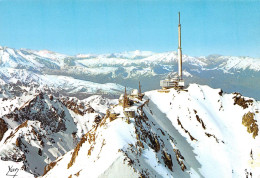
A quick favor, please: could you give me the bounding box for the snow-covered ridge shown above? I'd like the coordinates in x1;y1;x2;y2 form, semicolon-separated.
145;84;260;177
0;83;259;177
0;87;111;177
42;90;188;178
39;84;260;177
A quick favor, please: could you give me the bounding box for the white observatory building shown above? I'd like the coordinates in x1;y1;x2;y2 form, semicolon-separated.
160;12;184;89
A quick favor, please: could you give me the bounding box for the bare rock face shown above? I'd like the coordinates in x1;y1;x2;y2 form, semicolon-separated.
60;97;96;116
0;118;8;141
242;112;259;139
2;93;67;133
233;93;253;109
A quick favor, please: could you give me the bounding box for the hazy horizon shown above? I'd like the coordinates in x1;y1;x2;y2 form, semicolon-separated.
1;44;259;59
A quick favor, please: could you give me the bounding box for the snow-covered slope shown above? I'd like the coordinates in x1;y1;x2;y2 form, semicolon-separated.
0;87;112;177
43;96;189;178
42;84;260;178
145;84;260;177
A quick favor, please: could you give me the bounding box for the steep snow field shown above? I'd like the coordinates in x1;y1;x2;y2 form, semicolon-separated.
40;84;260;178
145;84;260;177
42;96;190;178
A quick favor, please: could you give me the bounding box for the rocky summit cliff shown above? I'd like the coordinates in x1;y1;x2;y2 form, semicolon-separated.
4;84;254;178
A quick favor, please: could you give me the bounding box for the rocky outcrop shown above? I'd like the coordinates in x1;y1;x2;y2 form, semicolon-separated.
233;93;253;109
242;112;259;139
2;93;67;133
0;118;8;141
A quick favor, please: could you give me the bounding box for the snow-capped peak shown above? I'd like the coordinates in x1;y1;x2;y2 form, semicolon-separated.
40;84;260;177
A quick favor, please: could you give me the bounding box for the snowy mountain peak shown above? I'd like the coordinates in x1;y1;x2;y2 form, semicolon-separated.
43;94;187;178
40;84;260;177
0;91;108;176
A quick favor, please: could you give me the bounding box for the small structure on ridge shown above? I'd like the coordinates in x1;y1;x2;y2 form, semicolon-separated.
130;81;144;101
119;87;131;108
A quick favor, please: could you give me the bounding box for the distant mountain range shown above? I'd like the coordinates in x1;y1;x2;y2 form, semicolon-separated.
0;46;259;99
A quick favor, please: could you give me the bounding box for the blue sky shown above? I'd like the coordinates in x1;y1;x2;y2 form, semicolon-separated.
0;0;260;57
